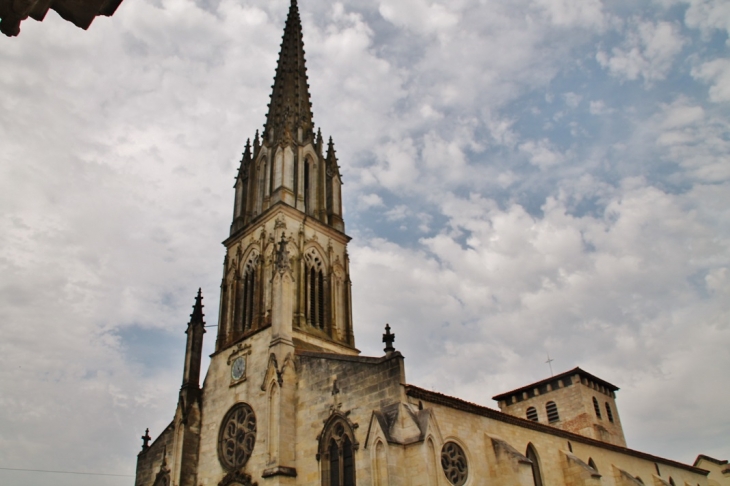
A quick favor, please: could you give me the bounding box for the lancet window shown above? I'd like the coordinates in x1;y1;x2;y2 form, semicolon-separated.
305;249;326;330
319;416;357;486
526;443;543;486
240;253;258;332
304;157;313;215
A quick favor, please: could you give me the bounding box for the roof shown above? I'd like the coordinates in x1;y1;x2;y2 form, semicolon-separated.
264;0;315;143
406;385;707;476
694;454;729;467
492;367;619;401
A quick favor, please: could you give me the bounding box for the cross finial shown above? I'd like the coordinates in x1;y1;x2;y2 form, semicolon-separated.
383;323;395;354
545;352;554;377
141;428;151;451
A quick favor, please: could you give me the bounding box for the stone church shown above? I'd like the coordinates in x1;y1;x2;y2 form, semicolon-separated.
134;2;714;485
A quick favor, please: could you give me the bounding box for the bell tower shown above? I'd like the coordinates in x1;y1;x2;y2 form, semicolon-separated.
216;0;355;356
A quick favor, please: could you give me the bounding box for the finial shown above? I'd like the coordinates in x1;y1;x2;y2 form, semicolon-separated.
254;129;260;149
189;289;205;327
141;428;151;451
383;323;395;354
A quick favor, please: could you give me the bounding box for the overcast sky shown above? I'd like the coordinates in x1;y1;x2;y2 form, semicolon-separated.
1;0;729;484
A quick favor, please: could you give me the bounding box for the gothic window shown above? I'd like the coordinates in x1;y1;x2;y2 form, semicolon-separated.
605;402;614;422
526;406;539;422
546;401;560;423
304;157;312;215
526;443;543;486
669;478;676;486
593;397;602;419
440;441;468;486
305;249;326;330
588;458;598;472
218;402;257;471
319;416;357;486
241;253;258;332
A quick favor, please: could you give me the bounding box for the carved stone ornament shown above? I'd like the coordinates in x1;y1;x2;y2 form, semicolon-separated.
441;441;468;486
218;403;257;471
218;469;258;486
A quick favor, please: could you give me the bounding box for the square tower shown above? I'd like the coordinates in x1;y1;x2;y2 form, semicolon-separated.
493;367;626;447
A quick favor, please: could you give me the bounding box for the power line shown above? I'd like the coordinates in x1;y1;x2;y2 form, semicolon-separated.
0;466;133;477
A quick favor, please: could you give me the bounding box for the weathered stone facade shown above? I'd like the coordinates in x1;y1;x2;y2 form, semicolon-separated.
134;2;713;486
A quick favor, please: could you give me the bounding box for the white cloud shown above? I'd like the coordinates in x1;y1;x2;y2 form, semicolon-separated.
683;0;730;41
692;58;730;102
532;0;605;29
519;138;568;169
650;97;730;182
589;100;615;115
597;19;686;85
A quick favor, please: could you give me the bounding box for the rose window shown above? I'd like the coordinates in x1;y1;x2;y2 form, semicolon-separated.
441;441;468;485
218;402;257;470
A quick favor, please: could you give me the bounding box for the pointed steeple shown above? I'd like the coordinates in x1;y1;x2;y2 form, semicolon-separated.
326;136;342;179
236;139;252;182
182;289;206;391
189;288;205;327
264;0;314;145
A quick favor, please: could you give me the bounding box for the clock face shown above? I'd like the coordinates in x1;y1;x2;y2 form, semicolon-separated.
231;356;246;381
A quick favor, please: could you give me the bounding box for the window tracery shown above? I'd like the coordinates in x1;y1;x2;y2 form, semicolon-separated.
241;252;258;332
304;248;326;330
218;402;257;471
318;415;357;486
440;441;468;486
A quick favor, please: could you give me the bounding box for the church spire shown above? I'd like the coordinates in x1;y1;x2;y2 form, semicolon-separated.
264;0;314;145
181;289;206;392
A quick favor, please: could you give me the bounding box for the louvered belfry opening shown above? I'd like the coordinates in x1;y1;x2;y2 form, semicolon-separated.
307;265;325;330
242;265;256;332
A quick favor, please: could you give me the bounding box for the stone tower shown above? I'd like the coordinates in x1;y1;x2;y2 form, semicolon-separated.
218;0;354;357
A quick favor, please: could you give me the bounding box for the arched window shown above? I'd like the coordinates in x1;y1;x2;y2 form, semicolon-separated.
304;157;313;215
669;478;676;486
241;253;258;332
588;458;598;472
374;440;388;486
526;443;543;486
546;401;560;423
305;249;326;330
319;415;357;486
593;397;602;419
605;402;614;422
526;406;539;422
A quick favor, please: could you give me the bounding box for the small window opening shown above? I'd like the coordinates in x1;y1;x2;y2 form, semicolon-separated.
588;458;598;472
567;441;573;452
669;478;676;486
546;401;560;423
526;407;539;422
605;402;614;423
593;397;602;419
